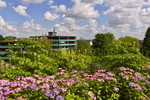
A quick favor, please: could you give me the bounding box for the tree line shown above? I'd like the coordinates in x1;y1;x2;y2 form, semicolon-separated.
1;27;150;58
76;27;150;58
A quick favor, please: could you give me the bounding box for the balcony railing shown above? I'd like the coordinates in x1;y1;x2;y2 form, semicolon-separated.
53;48;70;50
0;57;12;60
53;39;76;42
53;43;76;46
0;51;10;54
0;46;9;48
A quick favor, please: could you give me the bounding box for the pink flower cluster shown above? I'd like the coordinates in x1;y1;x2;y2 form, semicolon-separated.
0;67;149;99
84;69;116;82
119;67;150;82
0;73;69;99
88;91;96;100
0;68;116;99
119;67;150;91
128;82;144;91
142;65;150;71
119;67;134;72
0;68;93;99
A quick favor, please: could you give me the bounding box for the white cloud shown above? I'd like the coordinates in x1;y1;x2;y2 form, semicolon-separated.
143;0;150;5
43;11;59;21
54;17;80;36
0;16;17;36
16;20;47;37
13;5;29;17
22;0;45;4
81;0;105;5
104;0;142;27
1;0;150;40
54;17;99;39
21;20;44;33
50;4;67;13
48;0;54;5
65;0;99;18
0;16;6;26
139;8;150;16
0;0;6;8
6;25;17;32
139;8;150;24
0;16;46;37
55;5;67;13
14;20;46;37
96;0;150;39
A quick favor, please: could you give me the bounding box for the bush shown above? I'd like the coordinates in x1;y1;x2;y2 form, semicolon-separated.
99;53;150;71
51;49;93;71
7;38;58;77
0;66;149;100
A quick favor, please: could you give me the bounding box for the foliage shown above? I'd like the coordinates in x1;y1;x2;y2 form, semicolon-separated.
94;40;150;71
1;38;93;79
92;33;115;56
51;49;93;71
0;66;149;100
0;35;4;41
0;34;150;100
4;36;17;41
99;53;150;71
76;39;93;55
32;35;52;52
119;36;141;48
142;27;150;57
8;38;58;77
106;40;140;55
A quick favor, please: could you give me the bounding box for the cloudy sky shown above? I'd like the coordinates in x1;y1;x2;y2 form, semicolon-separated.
0;0;150;39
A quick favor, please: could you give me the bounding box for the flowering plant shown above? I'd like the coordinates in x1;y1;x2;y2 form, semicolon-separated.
0;66;149;100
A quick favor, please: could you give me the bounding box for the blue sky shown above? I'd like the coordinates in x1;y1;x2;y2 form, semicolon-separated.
0;0;150;39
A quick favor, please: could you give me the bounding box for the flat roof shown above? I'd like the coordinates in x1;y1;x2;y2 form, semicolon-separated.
30;35;76;38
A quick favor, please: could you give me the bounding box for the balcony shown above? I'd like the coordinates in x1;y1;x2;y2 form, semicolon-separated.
0;51;10;54
53;39;76;42
0;57;12;60
53;43;76;46
53;48;70;50
0;46;9;48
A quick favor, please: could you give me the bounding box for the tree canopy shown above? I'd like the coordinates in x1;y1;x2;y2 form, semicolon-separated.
76;39;93;55
0;35;4;41
4;36;17;41
92;33;115;56
119;36;140;48
142;27;150;57
106;40;140;55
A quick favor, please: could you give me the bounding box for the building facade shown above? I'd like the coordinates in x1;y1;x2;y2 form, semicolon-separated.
0;31;76;60
30;31;76;50
0;41;16;60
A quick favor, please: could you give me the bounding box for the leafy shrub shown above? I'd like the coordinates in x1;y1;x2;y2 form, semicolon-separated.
96;40;150;71
0;66;149;100
99;53;150;71
8;38;58;76
51;49;93;71
106;40;140;55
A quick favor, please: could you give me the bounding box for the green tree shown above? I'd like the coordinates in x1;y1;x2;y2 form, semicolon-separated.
142;27;150;57
8;38;57;77
0;35;4;41
4;36;17;41
92;33;115;56
119;36;140;48
76;39;93;55
98;40;149;71
106;40;140;55
99;53;150;71
32;35;53;52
